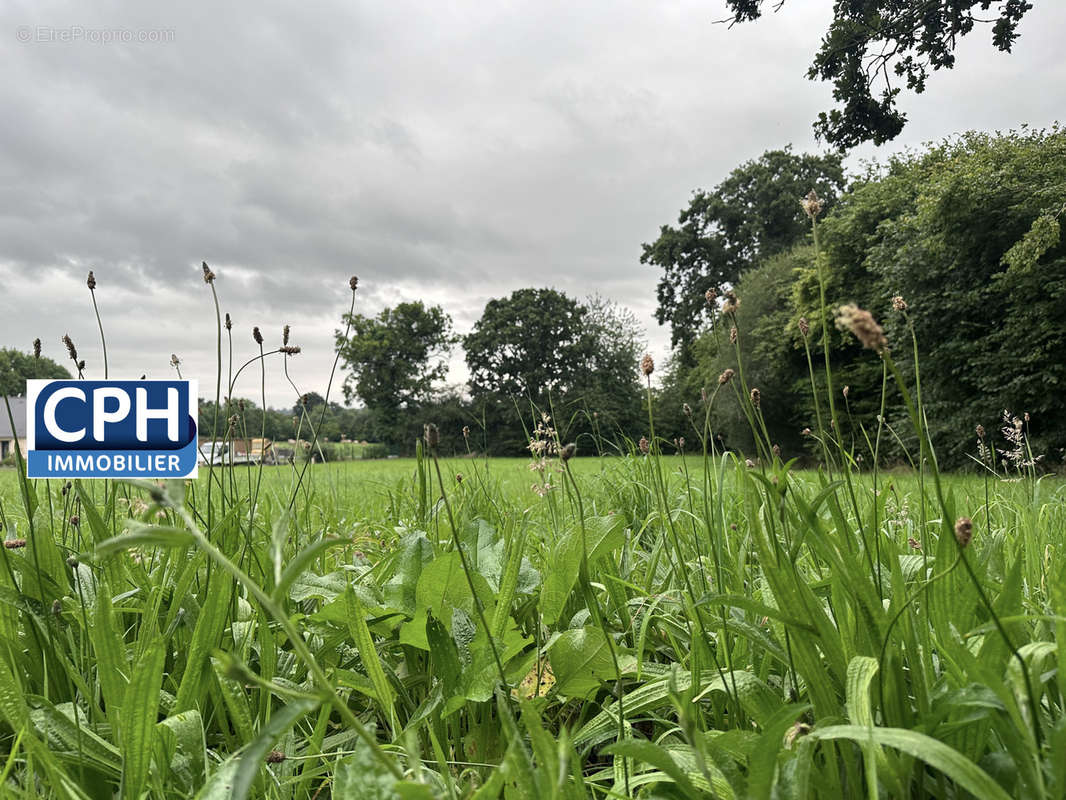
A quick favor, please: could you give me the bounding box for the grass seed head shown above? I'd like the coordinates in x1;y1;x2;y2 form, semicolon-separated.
640;353;654;377
730;326;738;344
252;326;263;345
282;324;290;346
801;189;822;219
86;270;96;290
705;287;717;305
3;539;26;549
722;290;740;315
718;368;735;385
266;751;286;764
224;313;232;330
798;317;810;338
560;442;576;462
202;261;215;283
638;436;649;455
750;387;761;408
423;423;440;448
954;517;973;548
349;276;359;291
892;295;908;312
33;338;41;359
62;334;78;362
835;303;887;353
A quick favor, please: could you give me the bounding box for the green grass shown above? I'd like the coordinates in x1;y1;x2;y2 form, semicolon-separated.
0;450;1063;799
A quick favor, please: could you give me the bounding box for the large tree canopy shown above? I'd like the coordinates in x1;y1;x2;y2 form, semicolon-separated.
659;127;1066;468
336;301;456;413
813;128;1066;465
642;147;844;357
464;288;646;453
0;347;71;395
722;0;1034;148
464;288;593;402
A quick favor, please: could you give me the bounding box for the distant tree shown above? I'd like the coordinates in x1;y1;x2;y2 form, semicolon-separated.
465;289;648;454
0;347;71;395
291;391;327;417
336;302;457;413
722;1;1034;149
642;148;844;358
464;288;592;402
565;294;646;444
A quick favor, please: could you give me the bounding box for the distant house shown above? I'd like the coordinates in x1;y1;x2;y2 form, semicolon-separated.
0;396;28;462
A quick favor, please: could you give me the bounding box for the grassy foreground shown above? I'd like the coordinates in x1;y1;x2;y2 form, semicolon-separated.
0;449;1064;799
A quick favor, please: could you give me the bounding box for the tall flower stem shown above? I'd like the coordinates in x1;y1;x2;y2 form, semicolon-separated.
87;274;108;379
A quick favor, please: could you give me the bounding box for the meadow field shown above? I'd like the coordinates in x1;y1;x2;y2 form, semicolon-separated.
1;440;1064;798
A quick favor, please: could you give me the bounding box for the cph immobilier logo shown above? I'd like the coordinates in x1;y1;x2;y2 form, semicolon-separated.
25;380;198;479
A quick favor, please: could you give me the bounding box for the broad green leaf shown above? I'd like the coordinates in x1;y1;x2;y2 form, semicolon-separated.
845;656;879;728
157;710;207;795
28;698;122;777
747;704;810;800
414;551;494;626
540;515;625;624
576;668;776;747
92;578;129;726
603;739;702;797
810;725;1013;800
332;737;406;799
272;536;348;603
121;631;166;800
549;626;628;697
175;567;235;713
345;586;396;728
288;570;349;603
382;531;435;614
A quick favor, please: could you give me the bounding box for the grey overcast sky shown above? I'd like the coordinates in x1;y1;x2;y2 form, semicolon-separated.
2;1;1064;408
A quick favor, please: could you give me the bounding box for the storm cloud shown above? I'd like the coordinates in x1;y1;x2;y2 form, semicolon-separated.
3;0;1064;407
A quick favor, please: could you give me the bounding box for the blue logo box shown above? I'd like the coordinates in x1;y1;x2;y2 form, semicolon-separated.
26;379;199;479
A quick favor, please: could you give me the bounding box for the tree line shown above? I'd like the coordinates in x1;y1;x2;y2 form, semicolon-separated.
4;129;1062;468
332;289;646;456
651;128;1066;469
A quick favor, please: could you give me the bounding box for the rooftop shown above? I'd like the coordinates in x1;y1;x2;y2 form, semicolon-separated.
0;397;28;439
